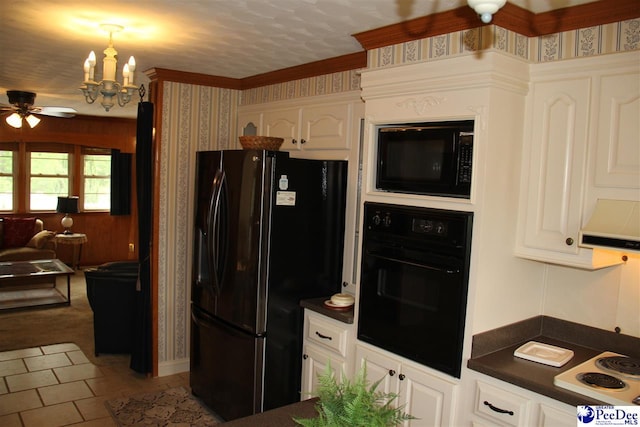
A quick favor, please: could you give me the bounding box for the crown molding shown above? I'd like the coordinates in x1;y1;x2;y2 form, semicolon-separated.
145;68;243;90
240;51;366;89
353;0;640;49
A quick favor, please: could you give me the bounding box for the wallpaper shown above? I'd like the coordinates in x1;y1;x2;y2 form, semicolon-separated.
157;82;238;369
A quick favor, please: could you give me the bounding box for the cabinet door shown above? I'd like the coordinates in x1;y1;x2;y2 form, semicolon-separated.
300;103;351;151
355;345;401;396
301;344;346;400
264;108;300;148
398;363;457;427
521;77;591;256
593;72;640;189
537;403;575;427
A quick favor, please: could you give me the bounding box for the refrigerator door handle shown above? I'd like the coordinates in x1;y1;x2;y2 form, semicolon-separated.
207;168;227;294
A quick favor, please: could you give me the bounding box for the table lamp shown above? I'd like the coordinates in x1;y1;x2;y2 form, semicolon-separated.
57;196;79;235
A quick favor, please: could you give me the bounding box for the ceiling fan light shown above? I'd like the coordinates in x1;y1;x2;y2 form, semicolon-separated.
6;113;22;128
25;114;41;128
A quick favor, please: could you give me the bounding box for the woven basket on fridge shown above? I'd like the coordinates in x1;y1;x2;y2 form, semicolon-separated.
238;136;284;151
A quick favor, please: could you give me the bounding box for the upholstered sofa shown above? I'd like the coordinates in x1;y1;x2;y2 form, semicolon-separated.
0;217;57;262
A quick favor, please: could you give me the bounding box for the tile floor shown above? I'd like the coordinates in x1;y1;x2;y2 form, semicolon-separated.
0;343;190;426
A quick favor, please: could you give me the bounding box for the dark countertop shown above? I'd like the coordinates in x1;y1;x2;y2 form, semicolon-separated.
467;315;640;407
300;297;354;324
220;398;319;426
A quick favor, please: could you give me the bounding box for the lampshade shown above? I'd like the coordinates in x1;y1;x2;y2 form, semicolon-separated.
56;196;79;214
6;113;22;128
25;114;41;128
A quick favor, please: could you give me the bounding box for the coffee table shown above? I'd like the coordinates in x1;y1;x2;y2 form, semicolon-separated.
0;259;74;310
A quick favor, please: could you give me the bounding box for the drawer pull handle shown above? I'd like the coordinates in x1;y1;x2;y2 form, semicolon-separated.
398;374;405;380
315;331;332;340
483;401;514;416
388;370;396;376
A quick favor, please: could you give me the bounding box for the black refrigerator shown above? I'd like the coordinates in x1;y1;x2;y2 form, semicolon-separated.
190;149;347;421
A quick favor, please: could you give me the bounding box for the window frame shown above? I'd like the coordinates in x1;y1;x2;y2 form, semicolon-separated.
28;148;72;212
0;141;114;214
81;147;111;212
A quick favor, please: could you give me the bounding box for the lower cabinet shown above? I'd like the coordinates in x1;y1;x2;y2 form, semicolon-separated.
464;371;575;427
355;343;457;427
300;310;354;399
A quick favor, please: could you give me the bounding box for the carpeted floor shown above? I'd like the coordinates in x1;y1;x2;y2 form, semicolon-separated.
0;269;120;367
106;386;221;426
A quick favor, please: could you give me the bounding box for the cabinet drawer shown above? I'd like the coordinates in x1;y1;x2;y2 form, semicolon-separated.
474;381;530;426
306;314;348;357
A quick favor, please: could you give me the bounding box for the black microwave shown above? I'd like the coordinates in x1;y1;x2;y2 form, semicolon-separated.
375;120;474;198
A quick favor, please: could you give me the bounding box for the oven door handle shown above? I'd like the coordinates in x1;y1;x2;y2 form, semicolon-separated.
368;253;460;274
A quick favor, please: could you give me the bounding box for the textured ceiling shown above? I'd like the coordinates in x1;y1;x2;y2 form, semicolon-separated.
0;0;597;118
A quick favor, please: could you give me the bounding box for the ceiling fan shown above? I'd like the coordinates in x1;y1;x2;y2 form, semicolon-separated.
1;90;77;129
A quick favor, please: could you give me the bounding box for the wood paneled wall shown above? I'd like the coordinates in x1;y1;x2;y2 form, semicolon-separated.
0;114;138;266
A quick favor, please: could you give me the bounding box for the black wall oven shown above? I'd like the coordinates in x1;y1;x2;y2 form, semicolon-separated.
357;202;473;378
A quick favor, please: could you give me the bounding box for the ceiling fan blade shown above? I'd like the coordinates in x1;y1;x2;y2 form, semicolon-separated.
33;106;77;118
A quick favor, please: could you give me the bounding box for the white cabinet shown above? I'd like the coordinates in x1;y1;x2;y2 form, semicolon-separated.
355;343;457;427
516;52;638;270
462;371;575;427
263;102;353;154
300;310;354;399
237;92;362;160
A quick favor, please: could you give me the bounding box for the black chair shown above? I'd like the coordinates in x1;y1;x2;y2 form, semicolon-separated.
84;261;139;355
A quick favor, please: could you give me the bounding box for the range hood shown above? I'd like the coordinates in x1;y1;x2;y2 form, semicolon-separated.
579;199;640;253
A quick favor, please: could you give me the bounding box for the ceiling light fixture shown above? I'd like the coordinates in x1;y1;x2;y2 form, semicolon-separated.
80;24;139;112
467;0;506;23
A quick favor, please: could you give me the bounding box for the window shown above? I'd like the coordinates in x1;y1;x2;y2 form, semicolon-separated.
0;150;14;211
0;142;115;213
83;152;111;210
30;152;70;211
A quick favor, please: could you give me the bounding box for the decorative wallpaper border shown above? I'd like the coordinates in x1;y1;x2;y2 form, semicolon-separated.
368;19;640;69
240;69;361;106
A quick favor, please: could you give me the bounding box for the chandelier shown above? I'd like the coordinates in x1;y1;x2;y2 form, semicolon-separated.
80;24;139;112
467;0;506;23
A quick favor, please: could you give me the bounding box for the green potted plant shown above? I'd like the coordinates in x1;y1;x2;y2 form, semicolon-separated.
294;362;415;427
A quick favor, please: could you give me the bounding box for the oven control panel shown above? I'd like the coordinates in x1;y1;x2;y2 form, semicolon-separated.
368;209;450;237
412;218;448;236
364;202;473;249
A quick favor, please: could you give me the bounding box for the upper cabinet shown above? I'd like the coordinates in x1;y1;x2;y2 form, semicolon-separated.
262;103;352;153
516;52;639;269
238;92;362;160
593;71;640;190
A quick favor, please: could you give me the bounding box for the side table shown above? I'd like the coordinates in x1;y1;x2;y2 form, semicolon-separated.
55;233;88;270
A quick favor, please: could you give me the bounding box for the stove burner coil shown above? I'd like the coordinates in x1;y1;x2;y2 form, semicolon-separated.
576;372;627;390
596;356;640;377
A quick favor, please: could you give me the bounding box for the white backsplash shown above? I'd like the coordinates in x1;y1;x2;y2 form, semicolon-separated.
543;256;640;338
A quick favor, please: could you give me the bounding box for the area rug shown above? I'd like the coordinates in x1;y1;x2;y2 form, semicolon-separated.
105;386;221;426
